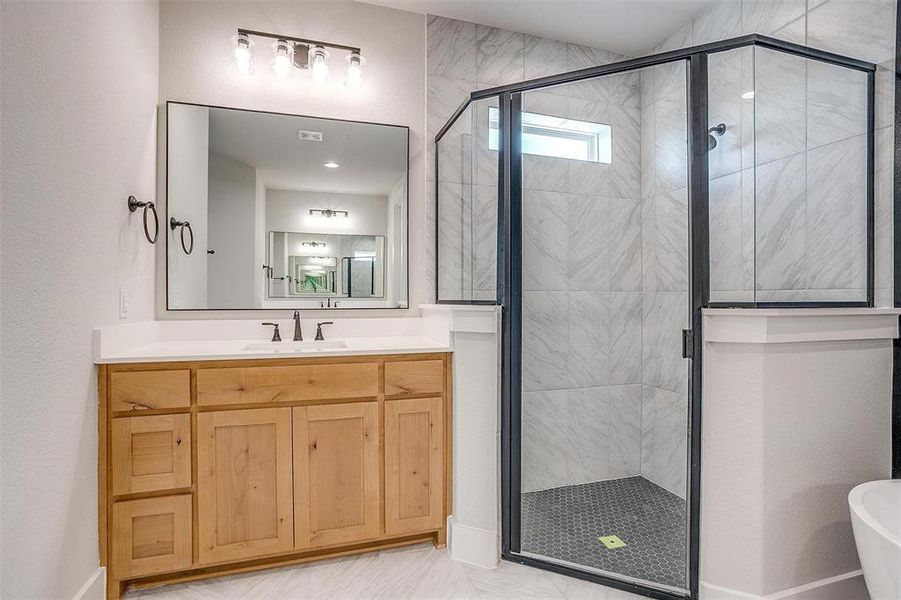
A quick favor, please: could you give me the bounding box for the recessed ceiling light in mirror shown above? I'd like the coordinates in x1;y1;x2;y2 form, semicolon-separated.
323;161;340;168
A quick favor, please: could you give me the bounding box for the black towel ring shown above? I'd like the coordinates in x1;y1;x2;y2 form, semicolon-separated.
169;217;194;255
127;195;158;244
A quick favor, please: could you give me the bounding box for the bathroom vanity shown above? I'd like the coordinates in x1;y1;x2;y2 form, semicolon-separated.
97;348;451;598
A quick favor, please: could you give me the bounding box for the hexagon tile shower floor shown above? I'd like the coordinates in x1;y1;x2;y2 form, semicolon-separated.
521;476;687;589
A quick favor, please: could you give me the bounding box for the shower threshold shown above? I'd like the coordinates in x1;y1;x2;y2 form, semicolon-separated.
520;476;687;591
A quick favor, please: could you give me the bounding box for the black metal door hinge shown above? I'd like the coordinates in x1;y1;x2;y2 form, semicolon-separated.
682;329;694;359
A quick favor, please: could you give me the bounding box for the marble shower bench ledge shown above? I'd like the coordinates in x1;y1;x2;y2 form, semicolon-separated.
702;307;901;344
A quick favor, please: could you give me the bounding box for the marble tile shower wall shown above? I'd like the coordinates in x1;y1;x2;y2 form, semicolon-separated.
429;0;896;497
636;0;897;500
685;0;896;304
519;72;645;492
638;57;690;499
428;16;647;491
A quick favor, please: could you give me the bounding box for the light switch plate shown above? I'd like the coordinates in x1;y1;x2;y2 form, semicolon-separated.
118;288;128;319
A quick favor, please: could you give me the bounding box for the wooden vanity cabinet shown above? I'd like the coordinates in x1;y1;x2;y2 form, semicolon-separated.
293;402;380;549
197;407;295;564
99;353;452;599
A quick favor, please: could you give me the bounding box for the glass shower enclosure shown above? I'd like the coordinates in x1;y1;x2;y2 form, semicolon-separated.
436;34;875;600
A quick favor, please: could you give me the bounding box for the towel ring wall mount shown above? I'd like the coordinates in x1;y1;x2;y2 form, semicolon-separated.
170;217;194;255
127;195;158;244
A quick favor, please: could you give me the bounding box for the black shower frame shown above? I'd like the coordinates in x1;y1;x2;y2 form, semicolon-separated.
435;34;876;600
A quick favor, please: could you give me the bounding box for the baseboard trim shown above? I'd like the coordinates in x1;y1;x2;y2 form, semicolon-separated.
448;516;498;569
701;570;866;600
73;567;105;600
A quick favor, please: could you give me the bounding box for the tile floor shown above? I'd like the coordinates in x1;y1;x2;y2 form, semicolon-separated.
521;476;687;590
124;543;647;600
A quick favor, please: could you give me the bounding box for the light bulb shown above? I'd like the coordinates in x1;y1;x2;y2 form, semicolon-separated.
345;50;364;88
310;45;330;83
233;33;254;75
272;39;293;79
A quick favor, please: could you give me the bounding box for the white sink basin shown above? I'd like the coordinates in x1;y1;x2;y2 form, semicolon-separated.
242;340;348;353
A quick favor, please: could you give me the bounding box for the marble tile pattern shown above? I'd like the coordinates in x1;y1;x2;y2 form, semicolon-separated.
522;385;642;492
125;543;647;599
643;0;892;305
640;292;689;396
521;291;642;393
641;188;689;293
754;153;808;292
806;135;868;291
754;47;807;165
709;170;754;296
640;385;689;499
427;0;895;506
806;59;868;149
476;25;525;87
428;15;640;301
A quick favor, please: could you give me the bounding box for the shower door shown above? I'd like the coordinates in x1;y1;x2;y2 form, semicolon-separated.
503;57;699;600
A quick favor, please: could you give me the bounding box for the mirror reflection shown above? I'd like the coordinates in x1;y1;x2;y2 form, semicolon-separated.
166;102;408;310
267;232;386;303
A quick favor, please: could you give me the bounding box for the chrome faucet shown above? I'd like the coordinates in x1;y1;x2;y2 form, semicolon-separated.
293;310;303;341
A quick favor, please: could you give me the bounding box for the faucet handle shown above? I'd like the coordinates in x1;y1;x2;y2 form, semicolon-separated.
314;321;334;341
262;322;282;342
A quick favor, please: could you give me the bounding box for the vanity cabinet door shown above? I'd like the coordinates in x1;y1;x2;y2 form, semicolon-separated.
111;414;191;495
197;408;294;564
293;402;380;549
112;495;192;578
385;397;445;535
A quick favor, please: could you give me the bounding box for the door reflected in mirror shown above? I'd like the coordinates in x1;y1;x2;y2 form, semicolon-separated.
166;101;408;310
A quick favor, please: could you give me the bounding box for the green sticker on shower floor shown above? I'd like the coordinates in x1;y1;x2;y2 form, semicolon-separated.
598;535;627;549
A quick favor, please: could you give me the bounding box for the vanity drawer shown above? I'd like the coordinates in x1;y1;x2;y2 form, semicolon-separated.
112;495;192;578
110;370;191;412
197;362;379;406
111;414;191;495
385;360;445;396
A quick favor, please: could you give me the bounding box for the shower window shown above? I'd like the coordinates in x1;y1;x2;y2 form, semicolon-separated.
488;106;612;163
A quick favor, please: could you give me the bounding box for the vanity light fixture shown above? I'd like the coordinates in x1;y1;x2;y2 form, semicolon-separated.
309;208;349;218
310;45;330;82
272;39;294;79
233;33;254;75
345;50;364;88
323;161;340;168
232;28;363;87
302;241;326;247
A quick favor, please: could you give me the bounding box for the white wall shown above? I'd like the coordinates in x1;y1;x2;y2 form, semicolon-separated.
386;175;406;306
254;172;267;308
208;153;257;308
157;0;425;318
265;189;388;236
0;1;159;598
701;311;895;597
166;104;209;308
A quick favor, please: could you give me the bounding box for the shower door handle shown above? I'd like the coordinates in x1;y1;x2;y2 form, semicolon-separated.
682;329;694;359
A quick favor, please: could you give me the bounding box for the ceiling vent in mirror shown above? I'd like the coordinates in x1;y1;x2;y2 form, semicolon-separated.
298;130;323;142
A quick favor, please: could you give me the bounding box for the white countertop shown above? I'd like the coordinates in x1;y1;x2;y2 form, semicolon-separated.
96;335;450;364
93;318;452;364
